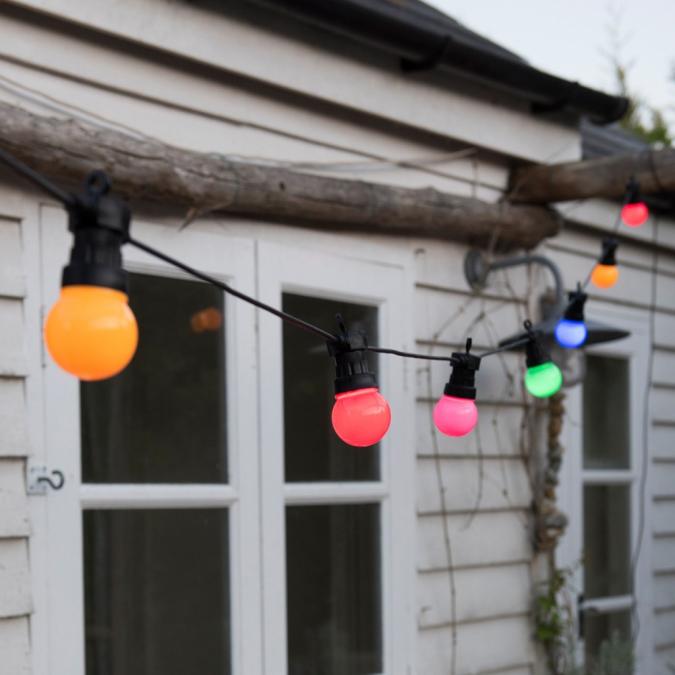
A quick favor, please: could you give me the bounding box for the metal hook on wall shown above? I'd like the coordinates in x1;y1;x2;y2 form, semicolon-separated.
27;466;66;495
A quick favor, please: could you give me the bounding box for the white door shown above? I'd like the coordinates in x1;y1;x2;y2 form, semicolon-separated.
256;239;416;675
34;207;261;675
32;215;416;675
558;308;653;673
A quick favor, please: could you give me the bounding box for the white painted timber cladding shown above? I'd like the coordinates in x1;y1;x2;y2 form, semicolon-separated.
5;0;580;164
0;195;32;674
0;2;672;674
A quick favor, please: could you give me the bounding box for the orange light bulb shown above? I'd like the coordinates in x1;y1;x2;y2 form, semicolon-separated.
45;285;138;380
590;263;619;289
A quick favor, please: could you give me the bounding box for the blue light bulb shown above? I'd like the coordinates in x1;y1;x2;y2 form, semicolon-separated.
555;319;587;348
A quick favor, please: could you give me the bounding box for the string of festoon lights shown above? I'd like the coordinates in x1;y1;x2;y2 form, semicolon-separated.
0;148;649;447
555;176;649;349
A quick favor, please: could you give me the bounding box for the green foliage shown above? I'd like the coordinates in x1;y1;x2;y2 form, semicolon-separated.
587;632;634;675
534;568;636;675
614;61;672;147
604;8;672;147
535;568;569;650
534;567;576;673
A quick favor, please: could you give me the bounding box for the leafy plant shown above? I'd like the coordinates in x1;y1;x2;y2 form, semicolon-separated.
587;632;634;675
603;6;672;147
534;567;577;673
534;567;635;675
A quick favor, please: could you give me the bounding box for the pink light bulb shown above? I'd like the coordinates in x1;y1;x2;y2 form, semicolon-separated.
331;387;391;447
433;394;478;437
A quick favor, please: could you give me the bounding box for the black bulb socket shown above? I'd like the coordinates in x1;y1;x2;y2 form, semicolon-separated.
443;352;481;400
327;331;378;394
526;333;552;369
598;237;618;266
61;175;131;293
625;177;642;205
563;289;587;322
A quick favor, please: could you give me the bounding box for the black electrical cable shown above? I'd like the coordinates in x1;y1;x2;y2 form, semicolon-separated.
0;146;557;367
0;147;76;208
130;236;532;365
630;217;659;641
367;346;457;362
128;236;338;342
581;182;634;290
477;336;530;359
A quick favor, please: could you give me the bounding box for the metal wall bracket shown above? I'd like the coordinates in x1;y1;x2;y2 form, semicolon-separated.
27;465;65;495
464;249;565;310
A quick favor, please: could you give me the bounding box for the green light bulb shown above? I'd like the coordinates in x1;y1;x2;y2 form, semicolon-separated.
524;361;563;398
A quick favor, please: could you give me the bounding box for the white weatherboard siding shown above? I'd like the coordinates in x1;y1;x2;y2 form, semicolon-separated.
0;198;34;674
6;0;580;164
413;241;538;675
0;2;672;674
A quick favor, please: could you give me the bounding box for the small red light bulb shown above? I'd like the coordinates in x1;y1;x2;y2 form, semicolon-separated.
621;201;649;228
332;387;391;447
328;324;391;448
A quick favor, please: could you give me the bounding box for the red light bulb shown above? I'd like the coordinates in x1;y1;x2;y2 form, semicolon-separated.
621;201;648;227
332;387;391;447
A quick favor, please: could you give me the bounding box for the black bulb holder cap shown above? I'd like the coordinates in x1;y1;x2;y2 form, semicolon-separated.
525;332;552;368
327;329;378;394
563;289;587;323
625;177;642;205
598;237;618;266
61;171;131;293
443;351;481;400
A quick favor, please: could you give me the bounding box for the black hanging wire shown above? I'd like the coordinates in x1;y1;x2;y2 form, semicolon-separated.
127;236;338;342
581;177;636;290
0;147;76;208
0;148;565;366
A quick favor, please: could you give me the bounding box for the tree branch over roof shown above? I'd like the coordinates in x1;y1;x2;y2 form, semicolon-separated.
0;101;559;250
509;148;675;204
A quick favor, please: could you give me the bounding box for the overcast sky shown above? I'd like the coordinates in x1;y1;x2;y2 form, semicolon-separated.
426;0;675;129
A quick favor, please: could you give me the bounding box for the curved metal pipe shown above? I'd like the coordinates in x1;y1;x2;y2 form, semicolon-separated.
463;250;565;311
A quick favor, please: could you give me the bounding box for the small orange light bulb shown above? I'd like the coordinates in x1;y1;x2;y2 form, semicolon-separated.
45;285;138;381
590;263;619;289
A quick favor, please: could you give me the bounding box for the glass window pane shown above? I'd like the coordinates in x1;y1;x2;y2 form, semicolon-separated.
583;485;632;599
286;504;381;674
584;610;632;671
83;509;230;675
81;273;227;483
583;356;630;469
282;294;379;482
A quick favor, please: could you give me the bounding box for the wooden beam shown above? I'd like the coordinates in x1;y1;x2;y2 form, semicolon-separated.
0;101;558;249
509;148;675;204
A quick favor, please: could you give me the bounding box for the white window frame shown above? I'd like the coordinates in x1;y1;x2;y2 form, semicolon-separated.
557;305;654;673
30;213;416;675
31;207;262;675
256;239;416;675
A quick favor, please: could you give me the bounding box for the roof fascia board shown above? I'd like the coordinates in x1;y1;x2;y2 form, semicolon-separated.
3;0;580;163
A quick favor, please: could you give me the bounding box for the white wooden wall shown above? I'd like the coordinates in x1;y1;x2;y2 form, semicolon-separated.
0;188;36;674
0;2;672;674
